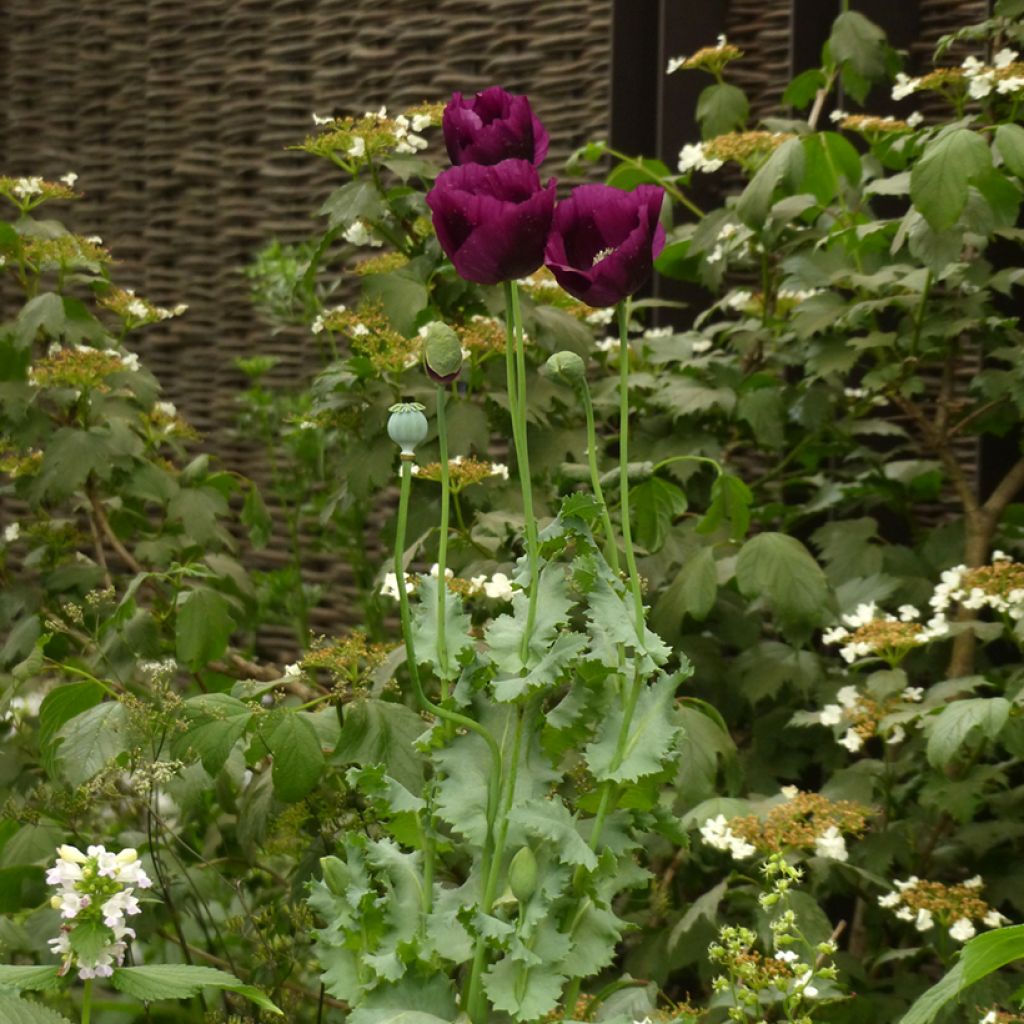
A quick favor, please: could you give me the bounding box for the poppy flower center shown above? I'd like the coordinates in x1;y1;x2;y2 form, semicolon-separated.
591;246;616;267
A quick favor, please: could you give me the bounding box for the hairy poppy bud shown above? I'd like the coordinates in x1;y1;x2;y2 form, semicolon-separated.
507;845;538;903
544;350;586;388
421;322;464;384
387;402;429;456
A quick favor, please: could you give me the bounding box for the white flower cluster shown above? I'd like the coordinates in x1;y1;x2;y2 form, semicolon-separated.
706;221;750;265
666;34;729;74
122;288;188;322
822;600;947;665
380;566;515;602
410;454;509;480
962;50;1023;99
700;814;757;860
12;176;44;198
677;141;724;175
46;844;152;979
584;307;615;326
4;522;20;544
878;875;1009;943
814;825;848;862
311;303;346;335
931;552;1024;620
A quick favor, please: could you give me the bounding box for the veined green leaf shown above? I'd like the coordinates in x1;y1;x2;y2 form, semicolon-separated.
111;965;281;1014
0;966;62;993
911;129;992;231
925;697;1011;768
56;701;130;786
0;993;76;1024
172;693;253;775
263;710;325;801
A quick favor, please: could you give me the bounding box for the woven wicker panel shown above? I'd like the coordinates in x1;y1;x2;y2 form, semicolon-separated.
0;0;611;659
724;0;793;122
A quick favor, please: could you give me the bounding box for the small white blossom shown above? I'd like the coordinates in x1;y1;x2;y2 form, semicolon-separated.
585;307;615;326
964;874;984;889
886;725;906;745
949;918;976;942
878;891;902;908
126;299;149;319
677;142;723;175
489;463;509;480
343;220;382;247
994;48;1019;69
838;728;863;753
380;571;414;599
119;351;140;372
898;604;921;621
283;662;302;680
969;73;996;99
12;176;44;199
980;1012;998;1024
312;112;334;125
429;563;454;580
60;171;78;187
983;909;1010;928
837;685;860;709
691;338;712;353
819;704;843;727
780;785;799;800
4;522;20;543
907;111;924;128
666;56;686;74
830;109;848;123
775;949;799;962
892;73;920;101
814;826;848;862
483;572;514;601
915;908;935;932
997;76;1024;95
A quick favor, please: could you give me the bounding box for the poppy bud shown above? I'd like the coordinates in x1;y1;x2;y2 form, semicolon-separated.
507;845;538;903
387;402;429;456
421;322;464;384
543;350;586;388
442;87;549;167
320;856;349;897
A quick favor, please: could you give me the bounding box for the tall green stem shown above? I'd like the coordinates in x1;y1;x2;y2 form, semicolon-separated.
435;385;452;697
81;980;93;1024
616;300;646;632
581;386;620;573
393;458;501;917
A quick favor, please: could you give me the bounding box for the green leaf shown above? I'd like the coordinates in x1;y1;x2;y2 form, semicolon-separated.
696;473;752;540
320;179;385;228
14;293;64;349
508;798;598;871
175;587;236;670
349;1013;451;1024
38;682;102;778
911;129;992;231
411;576;475;681
0;994;76;1024
585;673;681;783
336;698;426;792
70;920;115;965
696;83;749;139
736;533;830;626
828;11;889;80
606;158;673;192
32;428;110;501
996;124;1024;179
484;956;565;1023
241;484;272;548
737;387;785;449
631;477;687;552
670;546;718;623
925;697;1011;768
363;268;428;337
56;701;130;786
263;710;325;801
784;69;826;109
0;966;63;993
898;925;1024;1024
111;965;281;1014
173;693;254;774
737;137;804;228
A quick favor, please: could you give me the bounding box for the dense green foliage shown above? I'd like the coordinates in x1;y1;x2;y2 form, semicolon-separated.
3;3;1024;1023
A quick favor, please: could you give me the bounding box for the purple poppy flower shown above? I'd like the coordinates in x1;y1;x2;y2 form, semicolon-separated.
544;184;666;308
443;87;550;167
426;160;556;285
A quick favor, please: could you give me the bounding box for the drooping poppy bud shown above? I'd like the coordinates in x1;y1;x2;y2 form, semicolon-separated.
543;350;586;388
387;402;429;456
507;845;538;903
421;322;464;384
426;160;556;286
544;184;666;308
442;87;549;167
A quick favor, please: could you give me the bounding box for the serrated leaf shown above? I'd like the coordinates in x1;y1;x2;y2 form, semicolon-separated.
696;473;752;541
0;966;63;993
736;532;830;626
492;631;588;702
508;798;597;871
175;587;236;670
172;693;253;774
263;710;325;801
911;129;992;231
320;179;384;228
241;484;272;548
925;697;1010;768
585;673;681;783
15;293;64;349
828;11;888;79
111;965;281;1013
336;698;426;791
631;477;687;552
363;268;428;336
697;82;748;139
0;993;76;1024
31;428;110;501
411;576;474;681
737;137;804;228
784;68;826;109
483;956;565;1023
56;701;130;786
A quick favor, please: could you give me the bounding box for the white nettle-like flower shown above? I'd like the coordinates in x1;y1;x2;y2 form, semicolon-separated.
814;826;848;862
997;76;1024;95
902;686;925;703
4;522;20;543
842;602;877;628
949;917;976;942
898;604;921;622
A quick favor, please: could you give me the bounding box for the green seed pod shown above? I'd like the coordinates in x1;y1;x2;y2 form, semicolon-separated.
319;855;349;897
387;401;429;455
507;845;539;904
421;321;464;384
544;350;586;388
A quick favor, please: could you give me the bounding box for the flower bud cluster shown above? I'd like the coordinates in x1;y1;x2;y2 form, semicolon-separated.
411;455;509;490
46;844;152;979
812;681;921;753
313;302;419;373
700;790;868;863
0;174;79;211
99;287;188;326
28;345;142;393
300;103;441;163
381;565;514;603
821;601;947;666
931;553;1024;621
666;35;743;75
877;875;1010;942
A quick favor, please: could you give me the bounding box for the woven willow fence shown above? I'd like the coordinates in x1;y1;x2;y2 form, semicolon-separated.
0;0;991;656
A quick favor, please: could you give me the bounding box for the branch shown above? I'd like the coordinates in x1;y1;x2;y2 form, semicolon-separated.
88;487;146;575
85;504;113;589
982;454;1024;521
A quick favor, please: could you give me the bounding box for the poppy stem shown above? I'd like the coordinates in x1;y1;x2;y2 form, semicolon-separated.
503;280;542;661
616;299;647;633
581;384;620;572
435;384;451;697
